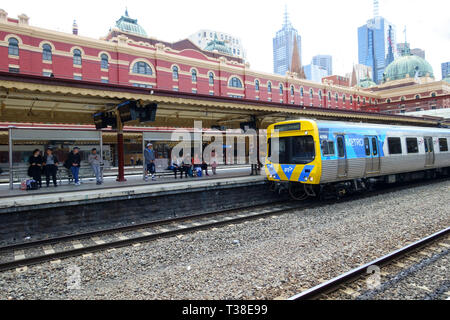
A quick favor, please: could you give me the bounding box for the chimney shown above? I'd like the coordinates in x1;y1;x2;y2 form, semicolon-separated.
72;20;78;35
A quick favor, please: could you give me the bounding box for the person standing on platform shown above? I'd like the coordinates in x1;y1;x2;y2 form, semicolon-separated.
88;148;102;185
144;143;156;181
67;147;81;186
43;148;59;187
211;150;218;175
28;149;43;188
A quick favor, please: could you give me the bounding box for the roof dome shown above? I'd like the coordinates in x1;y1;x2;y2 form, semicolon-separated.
358;77;377;88
204;34;232;55
115;9;147;37
384;54;434;82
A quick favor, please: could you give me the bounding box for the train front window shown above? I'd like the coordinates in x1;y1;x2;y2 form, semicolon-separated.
269;136;315;164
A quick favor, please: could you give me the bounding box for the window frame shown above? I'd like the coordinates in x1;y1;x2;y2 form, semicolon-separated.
100;54;109;70
406;138;419;154
73;49;82;65
439;138;448;152
229;77;243;88
132;61;153;75
42;44;52;61
208;72;214;85
387;137;402;155
191;69;197;83
8;38;19;56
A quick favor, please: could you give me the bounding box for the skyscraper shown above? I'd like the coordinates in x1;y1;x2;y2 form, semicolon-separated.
273;7;302;76
304;64;328;83
312;55;332;76
358;1;397;83
442;62;450;80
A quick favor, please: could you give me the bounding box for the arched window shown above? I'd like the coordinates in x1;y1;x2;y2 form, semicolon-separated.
300;87;304;97
415;95;420;100
42;44;52;61
401;96;405;102
335;93;338;102
357;96;361;104
318;90;322;100
386;98;391;103
73;49;82;65
172;66;179;80
101;54;109;70
191;69;197;82
132;61;152;75
8;38;19;56
363;97;366;105
209;72;214;85
267;82;272;93
343;94;346;103
328;92;332;101
255;80;260;92
229;77;243;88
309;88;313;98
431;92;436;97
290;86;294;95
350;96;353;104
279;84;283;94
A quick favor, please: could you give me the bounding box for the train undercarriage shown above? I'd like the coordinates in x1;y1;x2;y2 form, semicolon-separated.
270;167;450;201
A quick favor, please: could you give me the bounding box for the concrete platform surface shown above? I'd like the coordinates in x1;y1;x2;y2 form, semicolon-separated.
0;170;266;213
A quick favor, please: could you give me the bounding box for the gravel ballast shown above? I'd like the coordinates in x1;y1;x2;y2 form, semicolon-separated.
0;180;449;300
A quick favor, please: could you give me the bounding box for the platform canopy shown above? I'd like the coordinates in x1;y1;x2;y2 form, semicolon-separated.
0;72;445;129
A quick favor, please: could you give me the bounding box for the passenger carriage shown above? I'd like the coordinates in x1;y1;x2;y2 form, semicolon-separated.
265;119;450;200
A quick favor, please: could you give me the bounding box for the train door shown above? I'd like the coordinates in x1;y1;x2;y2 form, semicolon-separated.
424;136;435;167
364;136;380;174
336;135;347;178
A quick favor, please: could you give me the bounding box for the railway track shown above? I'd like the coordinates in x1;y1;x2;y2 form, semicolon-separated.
289;226;450;300
1;176;448;274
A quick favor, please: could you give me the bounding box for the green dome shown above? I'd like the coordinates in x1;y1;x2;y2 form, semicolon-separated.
115;10;147;37
358;78;377;88
384;54;434;82
204;34;232;55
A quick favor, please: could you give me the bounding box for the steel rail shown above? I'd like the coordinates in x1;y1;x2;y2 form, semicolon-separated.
289;226;450;300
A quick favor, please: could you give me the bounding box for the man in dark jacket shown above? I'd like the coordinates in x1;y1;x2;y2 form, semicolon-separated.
67;147;81;185
28;149;43;188
43;147;59;187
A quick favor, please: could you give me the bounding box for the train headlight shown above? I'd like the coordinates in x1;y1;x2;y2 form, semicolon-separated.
304;177;308;181
310;177;314;181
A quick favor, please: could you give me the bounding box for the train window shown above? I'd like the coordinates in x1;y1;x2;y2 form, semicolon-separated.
406;138;419;154
372;138;378;156
291;136;315;164
337;136;345;158
364;138;371;156
388;137;402;155
439;138;448;152
321;140;335;156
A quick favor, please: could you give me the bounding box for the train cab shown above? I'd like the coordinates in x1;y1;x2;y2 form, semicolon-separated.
265;120;322;199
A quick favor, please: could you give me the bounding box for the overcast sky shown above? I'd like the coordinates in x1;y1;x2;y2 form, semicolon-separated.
4;0;449;79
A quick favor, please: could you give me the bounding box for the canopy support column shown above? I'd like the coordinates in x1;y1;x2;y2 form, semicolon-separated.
8;126;13;190
115;110;126;182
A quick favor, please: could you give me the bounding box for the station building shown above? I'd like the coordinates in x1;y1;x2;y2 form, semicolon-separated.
0;9;448;113
0;9;449;180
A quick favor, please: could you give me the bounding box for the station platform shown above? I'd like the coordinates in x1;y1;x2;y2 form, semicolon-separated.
0;165;266;214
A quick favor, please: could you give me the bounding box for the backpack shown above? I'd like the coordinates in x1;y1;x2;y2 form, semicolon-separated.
26;179;38;190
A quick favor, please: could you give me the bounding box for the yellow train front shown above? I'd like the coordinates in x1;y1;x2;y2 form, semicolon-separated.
265;119;322;200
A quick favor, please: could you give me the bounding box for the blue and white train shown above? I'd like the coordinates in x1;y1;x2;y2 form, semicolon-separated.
265;119;450;200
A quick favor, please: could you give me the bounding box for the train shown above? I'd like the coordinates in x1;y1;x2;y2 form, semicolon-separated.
265;119;450;200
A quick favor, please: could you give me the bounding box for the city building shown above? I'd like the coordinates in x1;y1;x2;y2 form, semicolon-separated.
273;7;302;76
312;55;332;76
397;43;425;59
347;64;373;87
322;75;350;87
304;64;328;83
188;29;245;60
442;62;450;80
358;1;397;84
0;8;447;115
411;48;425;60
